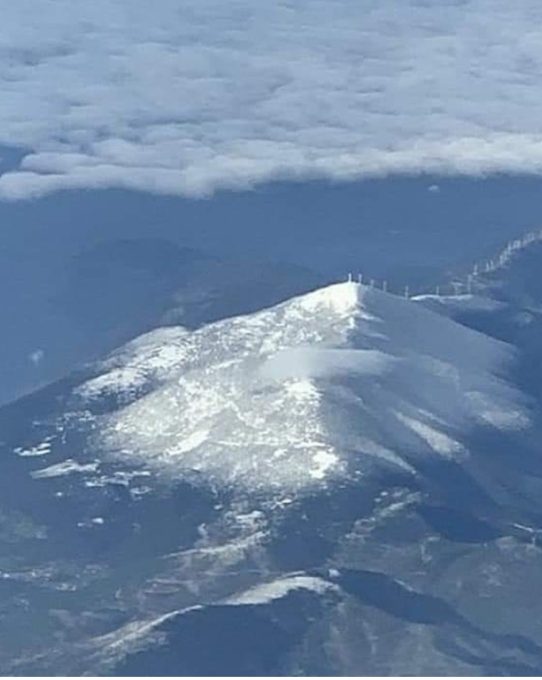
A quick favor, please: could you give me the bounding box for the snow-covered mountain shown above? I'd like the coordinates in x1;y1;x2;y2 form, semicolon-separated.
76;281;527;495
2;277;542;674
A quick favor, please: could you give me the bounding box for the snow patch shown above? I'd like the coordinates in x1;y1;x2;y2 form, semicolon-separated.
223;575;336;606
395;413;466;458
467;390;530;430
310;449;340;480
413;294;505;316
14;438;52;457
32;459;99;479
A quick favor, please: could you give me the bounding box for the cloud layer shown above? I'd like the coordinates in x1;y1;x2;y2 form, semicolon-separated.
2;0;542;199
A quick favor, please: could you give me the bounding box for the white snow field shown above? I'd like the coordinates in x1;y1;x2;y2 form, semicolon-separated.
223;574;337;606
79;282;528;494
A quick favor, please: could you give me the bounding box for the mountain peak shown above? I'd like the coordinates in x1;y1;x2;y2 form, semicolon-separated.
294;280;364;315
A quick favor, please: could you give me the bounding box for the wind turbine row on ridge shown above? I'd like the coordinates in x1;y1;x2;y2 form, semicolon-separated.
346;273;404;297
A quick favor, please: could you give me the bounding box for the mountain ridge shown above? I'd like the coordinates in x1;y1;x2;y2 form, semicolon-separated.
3;273;542;674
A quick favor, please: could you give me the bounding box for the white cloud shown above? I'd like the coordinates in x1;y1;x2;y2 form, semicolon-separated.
260;347;392;382
28;349;44;366
1;0;542;199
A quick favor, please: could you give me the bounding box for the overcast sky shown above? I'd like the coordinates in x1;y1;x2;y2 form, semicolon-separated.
1;0;542;199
